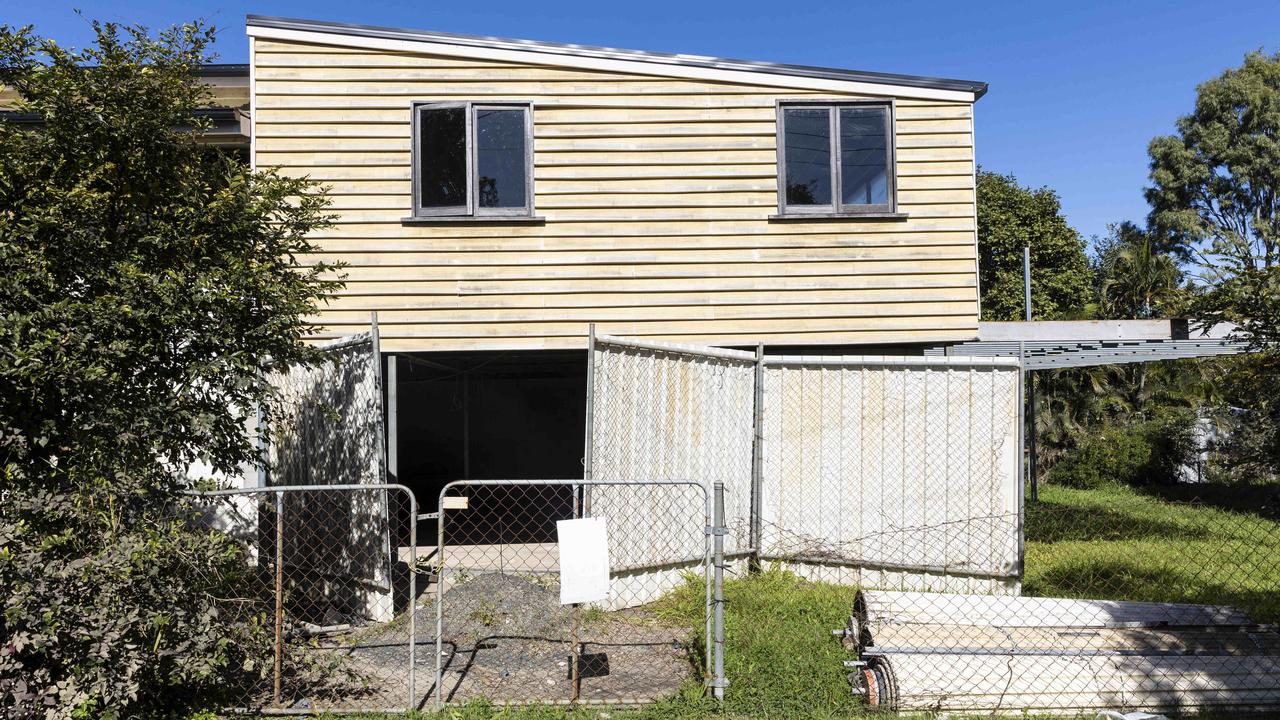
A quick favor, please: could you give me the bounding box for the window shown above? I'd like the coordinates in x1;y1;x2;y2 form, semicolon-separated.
411;102;533;218
776;101;897;216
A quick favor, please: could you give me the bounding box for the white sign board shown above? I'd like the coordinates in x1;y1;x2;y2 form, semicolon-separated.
557;517;610;605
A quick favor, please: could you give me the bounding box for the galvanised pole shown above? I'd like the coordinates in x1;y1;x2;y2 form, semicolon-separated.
712;482;727;702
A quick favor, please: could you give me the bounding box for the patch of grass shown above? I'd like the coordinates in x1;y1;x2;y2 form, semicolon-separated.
469;602;500;628
1025;482;1280;622
651;566;861;718
578;605;608;629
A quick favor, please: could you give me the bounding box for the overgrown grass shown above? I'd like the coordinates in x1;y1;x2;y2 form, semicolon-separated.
651;566;862;718
1025;482;1280;622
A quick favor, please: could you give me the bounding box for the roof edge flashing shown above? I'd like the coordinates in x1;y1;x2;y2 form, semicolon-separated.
245;15;988;100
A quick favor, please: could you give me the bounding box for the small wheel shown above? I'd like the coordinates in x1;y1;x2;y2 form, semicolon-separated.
859;667;880;706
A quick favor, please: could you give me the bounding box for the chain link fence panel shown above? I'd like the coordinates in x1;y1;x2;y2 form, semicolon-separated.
172;485;422;714
267;331;384;490
758;355;1022;594
433;480;711;707
587;335;1280;716
587;334;756;561
263;329;393;620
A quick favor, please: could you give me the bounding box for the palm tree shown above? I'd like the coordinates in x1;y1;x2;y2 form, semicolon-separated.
1099;234;1186;319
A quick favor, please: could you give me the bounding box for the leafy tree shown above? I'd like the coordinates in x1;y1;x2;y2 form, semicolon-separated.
1094;222;1188;319
1146;50;1280;482
0;20;337;717
977;169;1092;321
1147;50;1280;351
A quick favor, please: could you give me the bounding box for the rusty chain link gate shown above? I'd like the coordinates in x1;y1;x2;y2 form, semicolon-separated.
170;322;435;714
178;484;420;713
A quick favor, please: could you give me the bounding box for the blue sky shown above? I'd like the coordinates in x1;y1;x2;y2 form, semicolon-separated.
11;0;1279;246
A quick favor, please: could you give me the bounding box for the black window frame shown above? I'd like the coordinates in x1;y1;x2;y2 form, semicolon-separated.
775;99;898;217
410;101;534;219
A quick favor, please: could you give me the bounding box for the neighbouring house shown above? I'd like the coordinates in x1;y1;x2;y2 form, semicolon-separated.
240;15;989;510
0;63;252;150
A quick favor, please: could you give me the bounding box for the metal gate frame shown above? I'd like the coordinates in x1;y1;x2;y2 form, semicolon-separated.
184;483;420;714
432;478;718;708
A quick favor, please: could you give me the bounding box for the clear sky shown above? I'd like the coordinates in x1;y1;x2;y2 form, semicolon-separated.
8;0;1279;246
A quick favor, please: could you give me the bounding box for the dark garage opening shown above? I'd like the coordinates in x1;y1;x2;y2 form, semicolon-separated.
386;350;586;542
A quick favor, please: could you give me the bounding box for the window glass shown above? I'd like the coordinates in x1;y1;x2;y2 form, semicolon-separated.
418;106;467;209
475;108;527;209
839;106;889;206
783;107;832;206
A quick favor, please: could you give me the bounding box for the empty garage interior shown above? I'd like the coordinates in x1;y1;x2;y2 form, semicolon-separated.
388;351;587;525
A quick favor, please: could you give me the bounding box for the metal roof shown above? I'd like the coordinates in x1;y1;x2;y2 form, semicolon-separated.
194;64;249;77
926;321;1250;369
245;15;989;99
927;338;1249;370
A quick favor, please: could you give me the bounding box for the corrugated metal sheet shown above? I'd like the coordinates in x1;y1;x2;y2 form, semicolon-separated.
927;338;1248;369
862;652;1280;714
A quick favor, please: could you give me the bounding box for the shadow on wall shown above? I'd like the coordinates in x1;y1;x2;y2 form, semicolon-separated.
265;340;411;624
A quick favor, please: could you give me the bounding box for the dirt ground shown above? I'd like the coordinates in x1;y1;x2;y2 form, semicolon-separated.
283;573;696;711
434;573;696;704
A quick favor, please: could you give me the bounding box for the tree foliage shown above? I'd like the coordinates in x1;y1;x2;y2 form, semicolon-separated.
977;169;1092;321
1095;222;1188;320
0;20;338;718
1147;50;1280;351
1145;50;1280;482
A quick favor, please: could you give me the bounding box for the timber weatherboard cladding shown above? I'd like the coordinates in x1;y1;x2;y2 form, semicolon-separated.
250;36;982;351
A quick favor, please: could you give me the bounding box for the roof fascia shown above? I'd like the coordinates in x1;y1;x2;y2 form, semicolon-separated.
246;24;980;103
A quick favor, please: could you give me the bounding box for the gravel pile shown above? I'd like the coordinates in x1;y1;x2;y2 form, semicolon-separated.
289;572;695;707
437;573;694;704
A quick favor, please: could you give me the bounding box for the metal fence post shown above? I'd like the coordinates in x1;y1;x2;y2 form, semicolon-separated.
1017;344;1027;576
584;324;596;484
273;489;284;707
703;487;714;686
1022;250;1039;504
712;482;727;702
1028;368;1039;504
387;354;398;483
406;487;417;712
571;478;583;704
749;344;765;571
434;489;446;711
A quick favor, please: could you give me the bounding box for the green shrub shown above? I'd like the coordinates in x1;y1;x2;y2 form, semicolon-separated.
1048;411;1197;489
0;20;336;719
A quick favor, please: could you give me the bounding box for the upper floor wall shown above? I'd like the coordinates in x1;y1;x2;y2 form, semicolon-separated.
246;17;987;352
